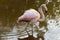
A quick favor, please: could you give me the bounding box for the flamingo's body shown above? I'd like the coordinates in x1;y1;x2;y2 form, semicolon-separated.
17;9;40;23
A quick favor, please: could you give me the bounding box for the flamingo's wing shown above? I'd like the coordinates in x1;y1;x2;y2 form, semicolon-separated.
24;9;39;18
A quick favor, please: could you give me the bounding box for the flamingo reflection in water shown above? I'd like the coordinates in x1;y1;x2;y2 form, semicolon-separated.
17;3;48;40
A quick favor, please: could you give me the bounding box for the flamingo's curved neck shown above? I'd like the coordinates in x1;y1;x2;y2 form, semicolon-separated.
38;6;45;21
38;6;43;13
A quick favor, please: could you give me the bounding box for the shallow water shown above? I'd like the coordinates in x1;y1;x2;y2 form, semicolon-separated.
44;17;60;40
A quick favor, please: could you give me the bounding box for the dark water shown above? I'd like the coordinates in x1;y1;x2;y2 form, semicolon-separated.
0;0;58;26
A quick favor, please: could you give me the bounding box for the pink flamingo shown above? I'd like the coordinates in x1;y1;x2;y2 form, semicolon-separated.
17;3;48;36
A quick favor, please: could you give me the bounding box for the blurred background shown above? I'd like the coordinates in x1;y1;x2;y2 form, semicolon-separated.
0;0;60;40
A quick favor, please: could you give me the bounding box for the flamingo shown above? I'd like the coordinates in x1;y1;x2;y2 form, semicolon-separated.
17;3;48;36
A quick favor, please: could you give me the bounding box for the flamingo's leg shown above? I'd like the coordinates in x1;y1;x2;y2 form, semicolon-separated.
32;24;36;36
25;22;30;36
32;24;34;36
35;22;40;32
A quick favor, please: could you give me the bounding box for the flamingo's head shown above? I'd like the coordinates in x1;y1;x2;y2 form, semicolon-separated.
17;18;20;23
42;4;48;13
17;16;23;23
